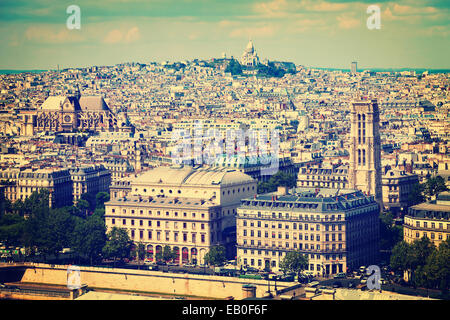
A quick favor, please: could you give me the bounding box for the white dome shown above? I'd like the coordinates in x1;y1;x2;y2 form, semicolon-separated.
245;40;254;53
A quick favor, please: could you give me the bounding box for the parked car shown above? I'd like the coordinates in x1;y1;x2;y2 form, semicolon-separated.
334;272;346;279
184;263;196;268
167;262;179;267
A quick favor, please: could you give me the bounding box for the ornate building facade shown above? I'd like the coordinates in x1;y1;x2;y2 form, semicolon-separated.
21;92;118;134
348;99;383;206
241;40;260;67
236;187;380;275
104;165;257;264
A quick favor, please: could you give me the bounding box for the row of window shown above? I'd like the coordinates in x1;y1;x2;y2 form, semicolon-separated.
241;230;343;241
241;249;344;261
406;231;450;241
241;220;343;231
406;219;450;230
111;218;209;230
302;175;347;181
110;209;208;219
127;229;208;243
240;240;344;251
239;213;343;221
242;257;344;270
298;181;347;188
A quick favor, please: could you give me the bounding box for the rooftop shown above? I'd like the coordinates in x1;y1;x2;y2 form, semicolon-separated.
132;165;255;187
240;187;378;213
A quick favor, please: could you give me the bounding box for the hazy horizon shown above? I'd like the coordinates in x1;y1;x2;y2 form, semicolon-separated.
1;0;449;70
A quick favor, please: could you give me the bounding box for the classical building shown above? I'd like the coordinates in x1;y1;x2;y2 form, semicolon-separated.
104;165;257;264
236;187;380;276
403;192;450;246
22;92;118;134
348;99;383;206
0;167;73;208
297;165;349;189
69;164;111;201
110;179;132;200
382;168;419;215
241;40;260;67
103;158;135;181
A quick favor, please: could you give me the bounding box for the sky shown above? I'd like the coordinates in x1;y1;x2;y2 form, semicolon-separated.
0;0;449;70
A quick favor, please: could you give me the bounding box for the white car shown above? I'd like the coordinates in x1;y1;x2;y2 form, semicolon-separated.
184;263;196;268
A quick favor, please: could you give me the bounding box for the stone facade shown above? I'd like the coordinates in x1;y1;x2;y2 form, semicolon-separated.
348;100;383;206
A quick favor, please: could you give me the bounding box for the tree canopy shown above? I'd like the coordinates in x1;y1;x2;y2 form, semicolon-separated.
279;250;309;276
390;237;449;291
257;171;297;194
102;227;133;263
204;245;227;266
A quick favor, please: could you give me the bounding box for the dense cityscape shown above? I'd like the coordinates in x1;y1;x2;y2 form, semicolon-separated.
0;0;449;305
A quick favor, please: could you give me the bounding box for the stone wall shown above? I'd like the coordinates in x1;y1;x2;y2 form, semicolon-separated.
21;264;294;299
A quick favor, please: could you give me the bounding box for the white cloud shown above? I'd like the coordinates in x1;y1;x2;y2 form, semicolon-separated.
104;26;140;44
25;26;84;44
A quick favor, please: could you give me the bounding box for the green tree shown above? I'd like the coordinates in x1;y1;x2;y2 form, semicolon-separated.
95;192;110;209
390;240;413;279
390;237;437;287
409;236;435;270
24;207;75;259
162;245;176;262
257;171;297;194
424;238;450;291
379;211;403;251
279;250;309;277
71;215;106;265
0;195;12;219
13;189;50;217
0;213;26;247
80;192;96;210
423;176;448;199
408;183;426;206
92;207;105;219
131;242;146;269
75;199;90;217
102;227;133;266
225;59;242;75
204;245;227;266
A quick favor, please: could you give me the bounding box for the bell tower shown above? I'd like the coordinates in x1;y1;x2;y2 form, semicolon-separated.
348;99;382;206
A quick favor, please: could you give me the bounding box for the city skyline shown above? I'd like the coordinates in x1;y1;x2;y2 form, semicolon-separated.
1;0;449;70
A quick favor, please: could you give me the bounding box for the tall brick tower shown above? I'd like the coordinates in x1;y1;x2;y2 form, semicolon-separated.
348;99;383;206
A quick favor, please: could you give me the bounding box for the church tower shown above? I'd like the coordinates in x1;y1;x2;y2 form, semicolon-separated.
348;99;382;206
241;39;259;67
